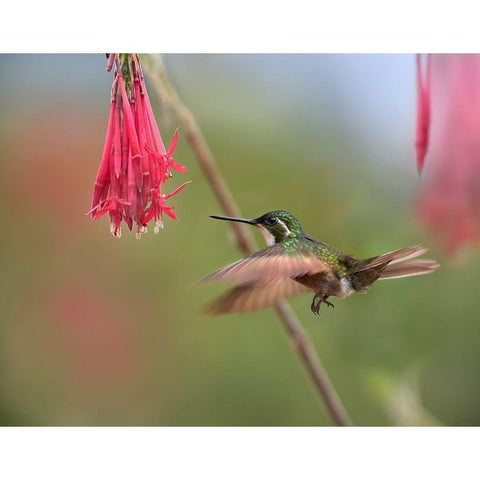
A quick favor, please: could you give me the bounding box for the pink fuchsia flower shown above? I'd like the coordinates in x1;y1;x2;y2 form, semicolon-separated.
416;54;480;254
89;54;189;238
415;54;431;175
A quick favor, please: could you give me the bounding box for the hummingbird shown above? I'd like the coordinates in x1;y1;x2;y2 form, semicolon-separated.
201;210;439;315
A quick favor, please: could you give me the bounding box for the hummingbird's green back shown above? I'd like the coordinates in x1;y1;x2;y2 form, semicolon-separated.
297;235;357;276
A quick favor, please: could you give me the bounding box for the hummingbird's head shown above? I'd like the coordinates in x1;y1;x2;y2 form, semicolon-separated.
210;210;303;245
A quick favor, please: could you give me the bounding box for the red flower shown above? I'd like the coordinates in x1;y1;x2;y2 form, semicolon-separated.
415;54;480;254
89;54;189;238
145;181;190;233
415;54;431;175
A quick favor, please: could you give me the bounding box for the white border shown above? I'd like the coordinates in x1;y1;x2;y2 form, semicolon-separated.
2;1;480;53
0;427;478;479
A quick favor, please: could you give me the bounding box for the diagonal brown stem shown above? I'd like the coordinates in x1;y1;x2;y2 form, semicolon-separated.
142;54;352;426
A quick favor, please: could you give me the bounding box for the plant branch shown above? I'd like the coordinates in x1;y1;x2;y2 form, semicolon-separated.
142;54;352;426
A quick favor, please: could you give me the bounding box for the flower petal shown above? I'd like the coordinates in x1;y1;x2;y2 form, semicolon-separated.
167;130;179;156
168;157;188;172
415;53;431;175
163;181;191;199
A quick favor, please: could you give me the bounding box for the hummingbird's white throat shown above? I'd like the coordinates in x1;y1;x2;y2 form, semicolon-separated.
256;225;276;246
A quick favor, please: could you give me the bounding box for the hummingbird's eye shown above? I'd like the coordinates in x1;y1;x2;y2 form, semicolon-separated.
265;217;278;226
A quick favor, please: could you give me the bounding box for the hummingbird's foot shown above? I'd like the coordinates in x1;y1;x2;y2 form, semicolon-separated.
323;296;335;309
310;294;321;315
310;294;334;315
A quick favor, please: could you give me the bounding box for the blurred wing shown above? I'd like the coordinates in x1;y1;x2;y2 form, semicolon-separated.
200;243;328;285
204;279;312;315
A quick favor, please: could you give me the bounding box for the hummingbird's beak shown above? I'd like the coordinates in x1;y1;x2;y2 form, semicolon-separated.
210;215;257;225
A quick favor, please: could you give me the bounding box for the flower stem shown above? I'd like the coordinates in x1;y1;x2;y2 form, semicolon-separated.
141;54;352;426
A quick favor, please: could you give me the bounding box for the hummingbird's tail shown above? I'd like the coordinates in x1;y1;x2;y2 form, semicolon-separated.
378;258;439;280
351;246;439;292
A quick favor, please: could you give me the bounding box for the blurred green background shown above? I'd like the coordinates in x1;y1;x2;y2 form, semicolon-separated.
0;54;479;426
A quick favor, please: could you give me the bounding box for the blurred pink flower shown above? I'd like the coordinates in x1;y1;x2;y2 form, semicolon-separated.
89;54;189;238
415;54;431;175
48;283;140;384
416;54;480;254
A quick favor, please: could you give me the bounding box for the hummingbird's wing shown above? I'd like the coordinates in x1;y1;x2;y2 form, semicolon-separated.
204;279;312;315
200;243;328;285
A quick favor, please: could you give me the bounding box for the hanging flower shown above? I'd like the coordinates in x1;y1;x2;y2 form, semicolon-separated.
88;54;189;238
415;54;431;175
415;54;480;254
